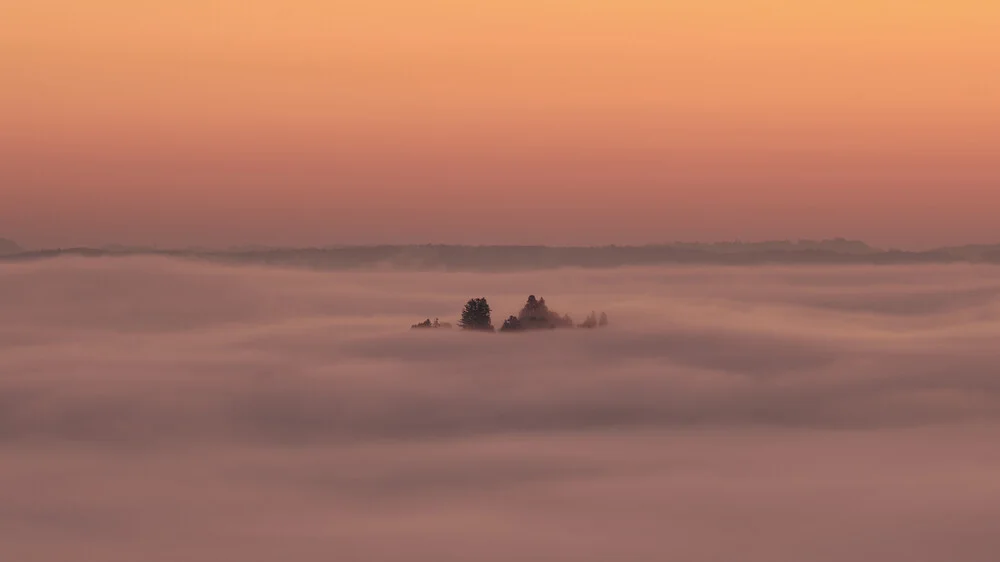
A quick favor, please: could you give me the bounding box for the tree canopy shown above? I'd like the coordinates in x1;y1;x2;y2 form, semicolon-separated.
500;315;523;332
459;298;494;331
412;318;451;329
517;295;573;329
579;311;610;329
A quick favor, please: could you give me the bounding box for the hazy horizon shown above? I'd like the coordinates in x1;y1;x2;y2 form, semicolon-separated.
5;231;1000;254
4;236;1000;252
6;238;1000;273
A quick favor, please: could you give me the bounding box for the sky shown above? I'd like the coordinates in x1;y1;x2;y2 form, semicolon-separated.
3;257;1000;560
2;1;999;249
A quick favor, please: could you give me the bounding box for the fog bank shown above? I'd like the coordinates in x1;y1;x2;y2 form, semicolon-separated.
2;257;1000;561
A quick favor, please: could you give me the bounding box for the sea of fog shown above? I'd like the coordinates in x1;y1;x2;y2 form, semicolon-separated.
2;257;1000;561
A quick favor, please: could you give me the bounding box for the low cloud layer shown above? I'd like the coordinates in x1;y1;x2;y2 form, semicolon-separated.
2;258;1000;561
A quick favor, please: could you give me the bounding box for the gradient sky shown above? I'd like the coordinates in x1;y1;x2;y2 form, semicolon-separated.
2;0;998;249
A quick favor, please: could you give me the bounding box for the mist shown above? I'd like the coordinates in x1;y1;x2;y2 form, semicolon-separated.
3;257;1000;561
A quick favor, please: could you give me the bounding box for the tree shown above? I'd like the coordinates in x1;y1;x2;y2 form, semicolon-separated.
517;294;571;329
519;295;545;321
500;315;523;332
412;317;453;329
459;297;494;331
598;312;608;327
0;238;22;256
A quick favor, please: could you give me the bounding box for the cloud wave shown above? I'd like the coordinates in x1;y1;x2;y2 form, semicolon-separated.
2;257;1000;561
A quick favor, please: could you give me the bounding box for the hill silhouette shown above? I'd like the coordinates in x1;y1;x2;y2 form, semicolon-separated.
3;239;1000;270
0;238;22;256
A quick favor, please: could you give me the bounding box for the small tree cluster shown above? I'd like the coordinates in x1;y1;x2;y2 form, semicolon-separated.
411;296;605;333
578;311;609;329
500;315;523;332
411;318;450;329
517;295;574;329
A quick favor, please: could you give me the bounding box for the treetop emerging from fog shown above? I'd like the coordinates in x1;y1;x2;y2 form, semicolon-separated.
413;295;608;333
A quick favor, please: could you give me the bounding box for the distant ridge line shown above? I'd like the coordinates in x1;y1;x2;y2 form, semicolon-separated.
3;241;1000;270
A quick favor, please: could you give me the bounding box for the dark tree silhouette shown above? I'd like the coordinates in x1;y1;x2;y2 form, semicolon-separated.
578;311;598;329
411;318;433;329
517;294;572;329
518;294;548;328
599;312;608;327
411;317;451;329
459;298;494;331
500;315;523;332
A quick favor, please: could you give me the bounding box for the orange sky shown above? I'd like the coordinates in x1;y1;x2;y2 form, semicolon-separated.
2;0;999;248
